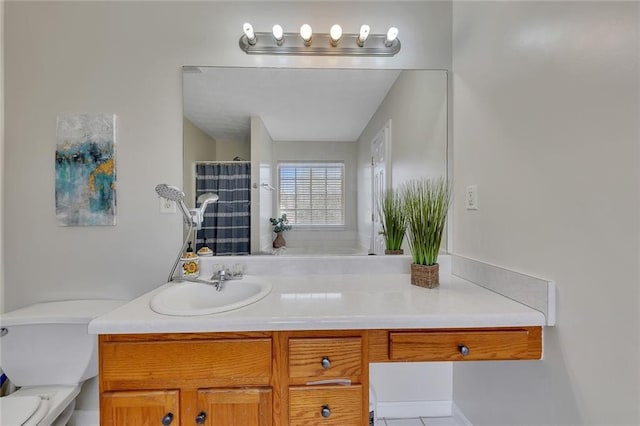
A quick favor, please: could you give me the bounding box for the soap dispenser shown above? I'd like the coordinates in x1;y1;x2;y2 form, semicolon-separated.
197;237;213;257
180;241;200;278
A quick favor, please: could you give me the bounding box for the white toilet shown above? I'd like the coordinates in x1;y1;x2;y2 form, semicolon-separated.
0;299;124;426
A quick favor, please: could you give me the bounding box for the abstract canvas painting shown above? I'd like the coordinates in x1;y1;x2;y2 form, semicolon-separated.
55;113;116;226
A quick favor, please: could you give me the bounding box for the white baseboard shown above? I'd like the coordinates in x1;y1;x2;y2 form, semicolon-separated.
452;403;473;426
376;400;452;418
67;409;99;426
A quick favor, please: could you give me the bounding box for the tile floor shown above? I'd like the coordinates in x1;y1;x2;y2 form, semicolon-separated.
382;417;461;426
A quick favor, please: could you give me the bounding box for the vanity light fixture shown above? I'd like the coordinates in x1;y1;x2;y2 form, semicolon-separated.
242;22;257;46
239;22;400;56
272;24;284;45
385;26;399;47
300;24;313;46
329;24;342;46
357;24;370;47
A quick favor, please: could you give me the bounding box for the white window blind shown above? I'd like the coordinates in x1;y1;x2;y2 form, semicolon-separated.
278;162;345;226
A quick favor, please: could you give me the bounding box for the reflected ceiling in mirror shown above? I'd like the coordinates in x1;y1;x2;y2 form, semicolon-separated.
183;67;402;143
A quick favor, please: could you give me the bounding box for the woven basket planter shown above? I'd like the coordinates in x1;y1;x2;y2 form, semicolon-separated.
410;263;439;289
385;249;404;255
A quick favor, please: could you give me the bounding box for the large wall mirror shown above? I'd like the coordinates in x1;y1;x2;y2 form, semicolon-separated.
183;67;447;257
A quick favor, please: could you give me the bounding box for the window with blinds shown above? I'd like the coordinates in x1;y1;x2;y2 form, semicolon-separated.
278;162;345;226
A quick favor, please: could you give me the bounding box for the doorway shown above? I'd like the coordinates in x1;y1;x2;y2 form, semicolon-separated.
370;120;391;256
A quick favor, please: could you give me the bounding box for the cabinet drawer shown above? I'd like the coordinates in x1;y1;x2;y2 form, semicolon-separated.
390;327;542;361
289;337;362;379
289;385;362;426
101;338;271;390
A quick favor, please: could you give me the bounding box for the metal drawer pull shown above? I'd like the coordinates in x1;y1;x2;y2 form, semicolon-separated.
321;356;331;369
458;344;470;356
195;411;207;424
161;412;174;425
321;405;331;418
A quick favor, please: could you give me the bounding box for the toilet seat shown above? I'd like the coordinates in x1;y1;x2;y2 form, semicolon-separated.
0;385;80;426
0;395;48;426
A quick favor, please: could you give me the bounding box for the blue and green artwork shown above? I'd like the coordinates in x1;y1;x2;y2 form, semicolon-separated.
56;113;116;226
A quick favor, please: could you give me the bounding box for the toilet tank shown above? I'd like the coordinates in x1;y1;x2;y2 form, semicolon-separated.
0;299;125;387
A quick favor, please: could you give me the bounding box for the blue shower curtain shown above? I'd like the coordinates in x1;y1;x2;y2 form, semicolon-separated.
195;162;251;255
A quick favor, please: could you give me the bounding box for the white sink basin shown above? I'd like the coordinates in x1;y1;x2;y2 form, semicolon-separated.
149;276;272;316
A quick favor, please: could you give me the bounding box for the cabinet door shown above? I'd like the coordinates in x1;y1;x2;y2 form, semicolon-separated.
102;390;179;426
196;388;272;426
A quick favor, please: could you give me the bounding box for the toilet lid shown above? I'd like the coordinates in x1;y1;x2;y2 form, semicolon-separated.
0;396;41;426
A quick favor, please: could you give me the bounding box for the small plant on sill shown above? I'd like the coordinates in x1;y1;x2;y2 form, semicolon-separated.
270;214;292;233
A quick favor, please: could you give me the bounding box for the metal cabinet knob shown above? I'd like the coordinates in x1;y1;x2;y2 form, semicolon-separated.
195;411;207;424
458;344;470;356
161;412;174;425
321;356;331;369
321;405;331;418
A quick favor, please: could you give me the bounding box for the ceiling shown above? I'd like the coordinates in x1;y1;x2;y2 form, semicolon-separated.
183;67;402;143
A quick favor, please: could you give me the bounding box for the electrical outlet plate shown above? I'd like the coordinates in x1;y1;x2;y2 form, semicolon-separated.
160;198;176;214
466;185;478;210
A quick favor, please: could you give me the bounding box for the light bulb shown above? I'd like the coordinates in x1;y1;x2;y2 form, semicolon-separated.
272;24;284;45
243;22;256;45
357;24;370;47
385;27;398;47
329;24;342;46
300;24;313;45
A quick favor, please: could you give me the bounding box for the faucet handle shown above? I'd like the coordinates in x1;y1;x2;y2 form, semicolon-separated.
232;263;245;278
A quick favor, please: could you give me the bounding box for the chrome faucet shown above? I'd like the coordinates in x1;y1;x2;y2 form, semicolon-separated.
175;266;243;291
175;276;216;286
215;269;227;291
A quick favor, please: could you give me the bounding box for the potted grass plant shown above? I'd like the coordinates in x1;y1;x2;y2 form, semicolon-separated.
403;177;452;288
379;188;407;254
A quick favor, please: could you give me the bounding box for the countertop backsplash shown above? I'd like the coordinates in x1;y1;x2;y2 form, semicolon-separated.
198;254;450;278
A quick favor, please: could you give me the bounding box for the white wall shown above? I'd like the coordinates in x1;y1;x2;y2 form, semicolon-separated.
451;2;640;425
0;0;4;314
215;139;250;162
3;0;451;311
250;116;274;253
183;117;216;208
357;70;447;252
272;140;360;249
371;362;452;415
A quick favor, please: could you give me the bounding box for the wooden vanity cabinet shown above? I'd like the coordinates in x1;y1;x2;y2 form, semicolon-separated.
369;326;542;362
278;331;369;426
98;327;541;425
99;332;273;426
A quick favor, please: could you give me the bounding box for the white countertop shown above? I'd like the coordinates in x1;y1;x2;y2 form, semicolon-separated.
88;270;545;334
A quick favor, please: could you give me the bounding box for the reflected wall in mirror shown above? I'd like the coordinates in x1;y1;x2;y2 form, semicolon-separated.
183;67;447;257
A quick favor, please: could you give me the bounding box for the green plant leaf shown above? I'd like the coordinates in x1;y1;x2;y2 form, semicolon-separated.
378;188;407;250
402;177;451;265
